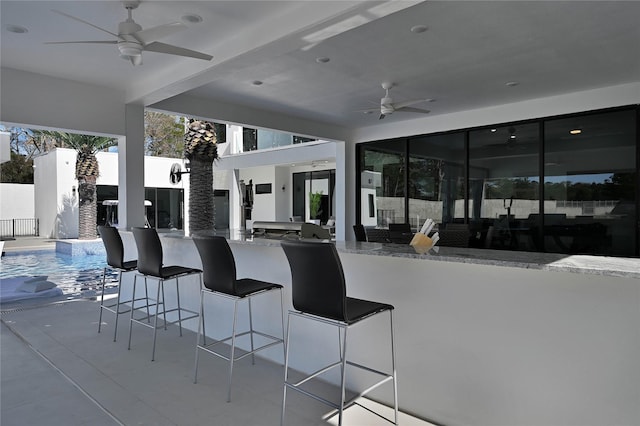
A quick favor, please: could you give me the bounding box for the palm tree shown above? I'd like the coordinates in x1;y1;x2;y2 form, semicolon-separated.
184;119;219;234
36;130;116;239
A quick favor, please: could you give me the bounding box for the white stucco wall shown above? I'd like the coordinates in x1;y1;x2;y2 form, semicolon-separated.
34;148;189;238
0;183;34;219
239;166;276;223
0;132;10;164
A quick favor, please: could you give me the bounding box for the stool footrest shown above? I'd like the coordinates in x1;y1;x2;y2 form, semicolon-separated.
197;331;283;362
286;360;394;405
100;296;149;315
131;308;198;330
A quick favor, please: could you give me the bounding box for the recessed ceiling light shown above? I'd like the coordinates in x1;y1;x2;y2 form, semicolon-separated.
490;128;497;132
6;24;28;34
252;80;263;86
181;14;203;24
316;57;330;64
570;129;582;135
410;25;427;33
505;81;519;87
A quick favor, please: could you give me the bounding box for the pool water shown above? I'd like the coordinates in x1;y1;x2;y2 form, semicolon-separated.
0;250;117;296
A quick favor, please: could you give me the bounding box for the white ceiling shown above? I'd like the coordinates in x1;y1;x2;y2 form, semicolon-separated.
2;1;639;130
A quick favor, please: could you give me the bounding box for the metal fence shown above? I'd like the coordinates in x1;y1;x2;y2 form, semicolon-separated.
0;218;39;238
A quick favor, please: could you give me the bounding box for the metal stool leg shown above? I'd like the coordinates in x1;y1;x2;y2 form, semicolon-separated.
227;299;239;402
390;310;399;425
338;326;348;426
128;274;138;350
194;288;205;384
151;278;163;361
98;267;107;334
112;270;124;342
248;297;255;365
281;312;293;426
279;289;286;363
176;277;183;336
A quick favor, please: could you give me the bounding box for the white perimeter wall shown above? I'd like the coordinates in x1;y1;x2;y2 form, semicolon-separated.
0;183;34;219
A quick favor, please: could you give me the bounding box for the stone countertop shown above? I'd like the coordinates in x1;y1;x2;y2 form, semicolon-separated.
161;230;640;280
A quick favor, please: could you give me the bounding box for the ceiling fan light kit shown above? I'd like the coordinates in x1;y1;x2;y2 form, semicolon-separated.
46;0;213;66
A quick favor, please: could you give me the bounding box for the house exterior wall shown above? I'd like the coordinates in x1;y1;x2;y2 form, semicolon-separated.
34;148;189;239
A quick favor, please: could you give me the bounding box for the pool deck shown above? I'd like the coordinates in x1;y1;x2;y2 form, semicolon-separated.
0;298;428;426
2;236;57;253
1;236;428;426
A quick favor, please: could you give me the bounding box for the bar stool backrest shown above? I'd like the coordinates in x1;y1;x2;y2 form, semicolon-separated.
352;224;367;242
98;225;126;269
192;236;237;294
281;240;347;322
132;227;164;277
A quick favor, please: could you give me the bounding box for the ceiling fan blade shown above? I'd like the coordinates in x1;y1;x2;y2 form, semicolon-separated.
393;99;427;109
51;9;121;39
356;107;379;114
143;42;212;60
396;106;431;114
134;22;187;44
44;40;118;45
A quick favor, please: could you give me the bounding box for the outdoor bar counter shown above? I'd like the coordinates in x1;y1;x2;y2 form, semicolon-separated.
119;231;640;426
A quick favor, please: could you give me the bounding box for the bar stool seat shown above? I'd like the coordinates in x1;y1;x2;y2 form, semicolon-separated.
128;227;202;361
193;235;285;402
97;225;145;342
281;240;398;426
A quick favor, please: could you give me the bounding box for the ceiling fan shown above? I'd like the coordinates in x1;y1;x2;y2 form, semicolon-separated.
359;82;432;120
45;1;213;66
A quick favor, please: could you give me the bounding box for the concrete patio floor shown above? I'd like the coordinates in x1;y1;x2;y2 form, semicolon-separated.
1;298;432;426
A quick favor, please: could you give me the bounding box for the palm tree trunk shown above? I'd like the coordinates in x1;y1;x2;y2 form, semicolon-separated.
189;159;214;233
78;176;97;239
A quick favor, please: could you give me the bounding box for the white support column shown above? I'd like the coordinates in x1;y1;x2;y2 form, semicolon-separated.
229;169;243;231
334;141;346;241
118;103;145;230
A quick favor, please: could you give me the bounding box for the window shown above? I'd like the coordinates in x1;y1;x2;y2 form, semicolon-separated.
359;139;405;227
356;106;639;256
292;170;335;224
409;133;465;231
543;109;636;256
469;123;540;251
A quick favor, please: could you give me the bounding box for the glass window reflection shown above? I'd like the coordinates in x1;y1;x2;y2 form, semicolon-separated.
408;133;465;231
469;123;540;251
359;139;405;227
543;110;636;256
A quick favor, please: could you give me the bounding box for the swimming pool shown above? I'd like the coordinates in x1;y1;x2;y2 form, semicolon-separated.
0;250;117;297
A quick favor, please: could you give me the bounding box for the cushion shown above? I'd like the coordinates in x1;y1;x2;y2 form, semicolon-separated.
24;275;48;284
17;280;57;293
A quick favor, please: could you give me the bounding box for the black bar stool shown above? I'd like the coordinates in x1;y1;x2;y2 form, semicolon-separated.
128;227;202;361
281;240;398;426
192;235;285;402
97;225;145;342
